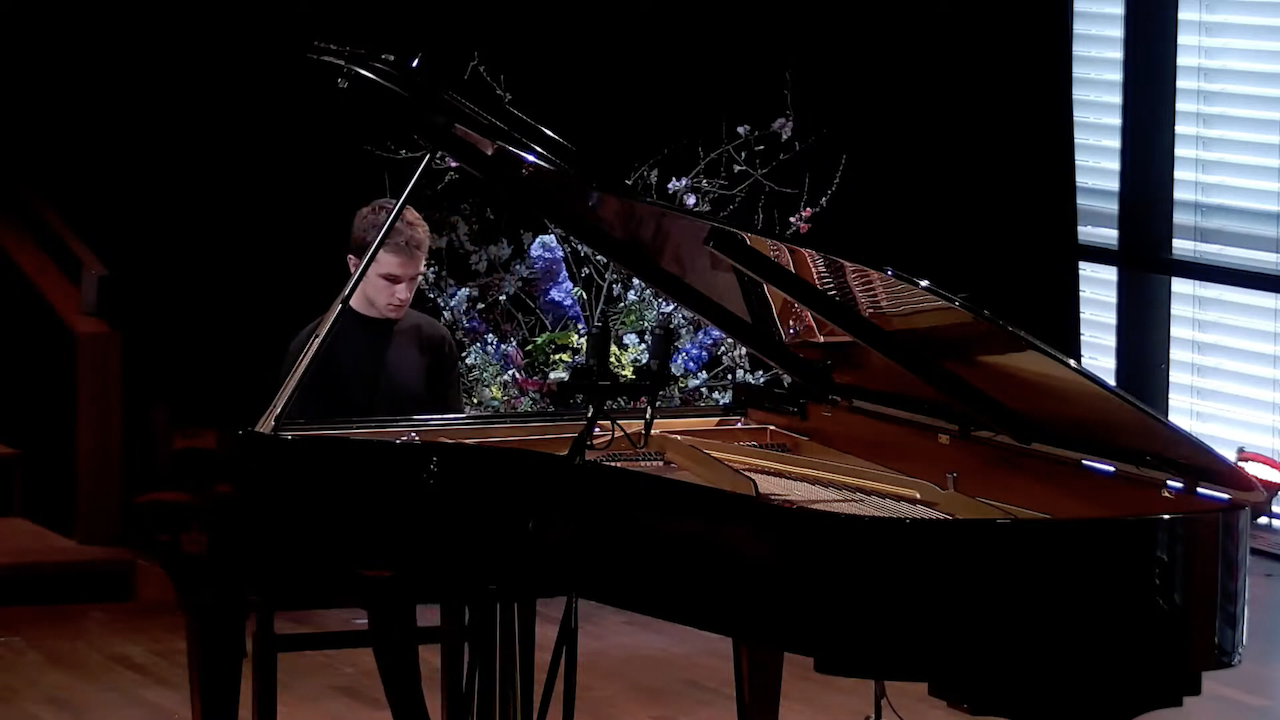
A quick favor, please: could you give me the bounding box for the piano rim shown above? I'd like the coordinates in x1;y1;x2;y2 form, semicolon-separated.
249;425;1250;525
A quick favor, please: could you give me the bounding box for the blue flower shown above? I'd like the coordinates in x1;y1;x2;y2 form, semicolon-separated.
464;316;489;338
528;234;585;329
671;326;724;375
440;285;490;340
503;344;524;371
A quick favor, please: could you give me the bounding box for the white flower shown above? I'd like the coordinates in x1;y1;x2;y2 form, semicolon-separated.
771;116;793;141
487;238;512;262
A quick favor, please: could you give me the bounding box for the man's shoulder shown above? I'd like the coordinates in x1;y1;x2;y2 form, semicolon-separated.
399;309;455;344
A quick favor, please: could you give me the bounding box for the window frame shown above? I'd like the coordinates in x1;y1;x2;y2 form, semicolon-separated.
1077;1;1280;420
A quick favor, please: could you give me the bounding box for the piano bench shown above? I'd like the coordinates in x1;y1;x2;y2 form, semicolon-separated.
250;601;462;720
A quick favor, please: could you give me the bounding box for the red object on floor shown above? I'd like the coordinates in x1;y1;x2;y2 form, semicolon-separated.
1236;448;1280;485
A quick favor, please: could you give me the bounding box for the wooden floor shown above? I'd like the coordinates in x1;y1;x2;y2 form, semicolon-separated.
0;556;1278;719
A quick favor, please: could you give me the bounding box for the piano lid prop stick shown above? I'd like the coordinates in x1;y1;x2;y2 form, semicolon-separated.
255;149;438;434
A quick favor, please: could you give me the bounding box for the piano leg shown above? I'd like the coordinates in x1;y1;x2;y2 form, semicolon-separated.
869;680;885;720
732;639;783;720
368;599;432;720
183;600;247;720
251;607;277;720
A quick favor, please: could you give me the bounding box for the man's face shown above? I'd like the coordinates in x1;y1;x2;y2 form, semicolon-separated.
347;249;426;320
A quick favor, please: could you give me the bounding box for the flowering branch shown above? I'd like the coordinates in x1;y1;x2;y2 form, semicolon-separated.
388;57;840;411
626;111;844;238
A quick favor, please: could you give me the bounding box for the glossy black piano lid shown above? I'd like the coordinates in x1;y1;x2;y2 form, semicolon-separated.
279;45;1263;502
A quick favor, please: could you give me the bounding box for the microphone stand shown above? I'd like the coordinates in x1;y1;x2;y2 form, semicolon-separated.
561;322;673;464
639;321;672;447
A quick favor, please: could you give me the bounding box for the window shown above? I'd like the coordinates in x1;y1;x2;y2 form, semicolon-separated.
1073;3;1124;388
1074;1;1280;463
1175;1;1280;273
1171;277;1280;458
1073;0;1126;249
1173;1;1280;459
1079;261;1118;385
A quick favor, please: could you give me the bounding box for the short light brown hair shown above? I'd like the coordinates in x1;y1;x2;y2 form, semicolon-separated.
350;198;431;259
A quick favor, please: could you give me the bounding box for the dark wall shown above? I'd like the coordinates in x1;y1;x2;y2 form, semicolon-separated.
2;3;1079;432
0;256;76;533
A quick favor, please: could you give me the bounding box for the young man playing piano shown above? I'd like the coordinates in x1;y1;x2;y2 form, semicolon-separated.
281;198;463;420
280;199;463;720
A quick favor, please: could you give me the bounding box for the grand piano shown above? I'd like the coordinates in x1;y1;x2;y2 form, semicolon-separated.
145;43;1265;720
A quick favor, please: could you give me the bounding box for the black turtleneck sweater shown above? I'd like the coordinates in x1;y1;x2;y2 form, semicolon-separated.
280;307;463;422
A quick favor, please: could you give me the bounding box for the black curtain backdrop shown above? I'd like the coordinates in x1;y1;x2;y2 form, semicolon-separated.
2;3;1078;430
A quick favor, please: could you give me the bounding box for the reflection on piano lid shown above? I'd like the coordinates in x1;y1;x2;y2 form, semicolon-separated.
266;44;1262;505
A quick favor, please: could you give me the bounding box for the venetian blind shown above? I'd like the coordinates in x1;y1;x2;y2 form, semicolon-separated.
1073;1;1125;384
1078;261;1118;385
1072;1;1126;249
1173;0;1280;459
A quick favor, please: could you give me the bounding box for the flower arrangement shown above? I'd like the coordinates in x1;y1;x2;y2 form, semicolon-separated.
399;59;844;413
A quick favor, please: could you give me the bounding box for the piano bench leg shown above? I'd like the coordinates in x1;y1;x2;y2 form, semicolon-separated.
184;602;247;720
251;607;277;720
732;638;783;720
368;600;433;720
440;602;468;720
517;599;536;720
